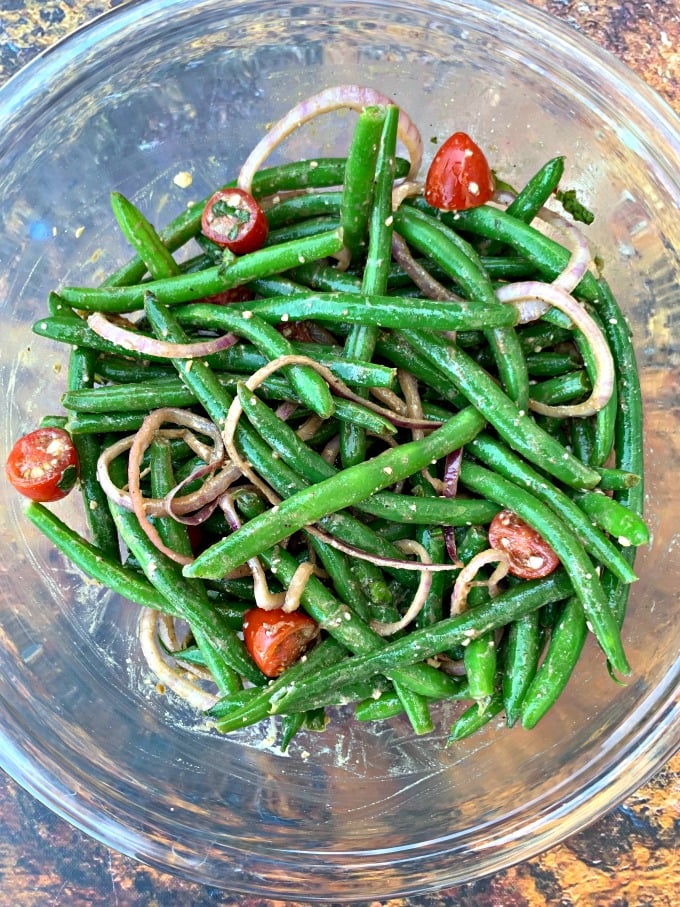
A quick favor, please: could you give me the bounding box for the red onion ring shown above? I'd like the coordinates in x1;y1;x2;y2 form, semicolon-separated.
495;280;615;417
237;85;423;194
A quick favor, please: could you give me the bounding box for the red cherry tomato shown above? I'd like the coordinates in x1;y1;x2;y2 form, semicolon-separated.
5;427;79;502
424;131;495;211
242;607;320;678
488;510;560;580
201;188;268;255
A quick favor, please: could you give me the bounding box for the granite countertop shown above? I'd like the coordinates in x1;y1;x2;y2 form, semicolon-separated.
0;1;678;905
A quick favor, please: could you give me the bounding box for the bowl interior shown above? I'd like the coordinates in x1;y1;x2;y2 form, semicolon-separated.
0;0;678;899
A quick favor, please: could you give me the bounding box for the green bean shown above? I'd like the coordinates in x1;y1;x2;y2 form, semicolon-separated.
573;492;650;547
517;320;574;353
502;611;544;727
525;350;582;378
447;690;504;743
393;204;529;409
60;228;345;313
148;436;241;696
570;417;596;465
103;451;263;687
237;382;499;526
66;411;147;435
271;570;573;715
306;534;373;623
520;596;587;728
340;105;399;467
528;369;591;405
340;104;385;263
101;159;374;288
39;415;68;429
265;191;343;229
229;495;467;709
385;255;537;290
454;524;497;706
229;290;519;333
483;156;565;258
185;406;487;580
279;712;306;751
458;460;630;676
399;328;601;489
506;156;566;224
412;200;600;302
24;501;173;613
151;299;334;420
415;525;447;629
94;355;175;384
67;346;120;558
110;192;181;279
231;414;400;599
595;278;645;628
595;467;641;492
264;216;340;245
354;679;470;721
211;637;348;729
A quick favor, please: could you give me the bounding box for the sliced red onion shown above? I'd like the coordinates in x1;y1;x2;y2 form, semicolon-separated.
370;540;433;636
494;189;593;295
138;609;218;711
307;525;459;572
392;232;460;304
87;311;237;359
96;431;238;518
391;179;424;210
237;85;423;194
450;549;510;616
442;448;463;563
274;401;299;422
538;207;592;294
496;280;615;417
127;409;226;564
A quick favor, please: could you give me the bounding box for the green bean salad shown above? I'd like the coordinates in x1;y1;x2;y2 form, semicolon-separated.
7;85;647;747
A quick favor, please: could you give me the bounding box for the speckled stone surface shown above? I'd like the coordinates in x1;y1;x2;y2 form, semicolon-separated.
0;1;678;905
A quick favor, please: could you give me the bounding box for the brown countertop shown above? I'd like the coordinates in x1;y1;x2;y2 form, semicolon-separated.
0;1;678;905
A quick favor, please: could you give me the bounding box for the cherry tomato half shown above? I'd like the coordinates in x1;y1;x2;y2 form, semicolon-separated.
488;510;560;580
5;427;79;502
201;188;269;255
424;131;495;211
242;607;320;678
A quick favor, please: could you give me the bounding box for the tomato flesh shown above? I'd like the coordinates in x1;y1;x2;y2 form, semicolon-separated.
242;607;320;678
488;509;560;580
424;131;495;211
201;188;268;255
6;427;79;502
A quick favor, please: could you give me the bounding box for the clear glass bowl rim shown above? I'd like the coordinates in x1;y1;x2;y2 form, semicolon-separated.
0;0;678;899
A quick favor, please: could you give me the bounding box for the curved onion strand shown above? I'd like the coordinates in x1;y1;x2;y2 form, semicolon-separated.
496;280;615;417
237;85;423;194
450;549;510;616
139;609;218;712
370;540;433;636
88;311;237;359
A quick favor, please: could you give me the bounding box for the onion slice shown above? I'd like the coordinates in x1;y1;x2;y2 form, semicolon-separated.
450;549;510;616
139;609;218;712
87;311;237;359
237;85;423;194
496;280;615;417
370;539;433;636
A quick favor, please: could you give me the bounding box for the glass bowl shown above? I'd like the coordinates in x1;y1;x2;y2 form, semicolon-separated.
0;0;678;899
